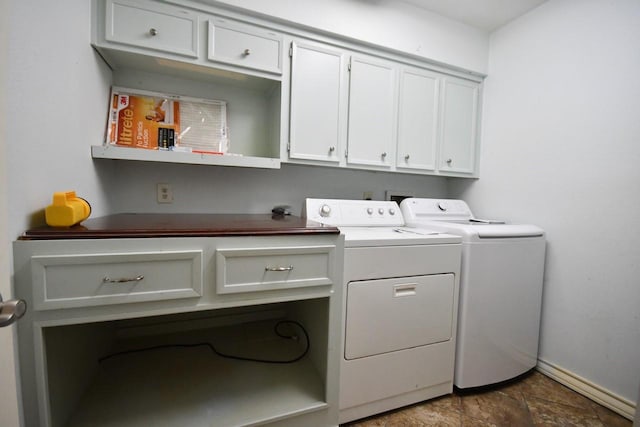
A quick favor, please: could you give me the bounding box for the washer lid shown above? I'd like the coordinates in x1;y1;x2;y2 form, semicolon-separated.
403;220;544;239
340;226;461;247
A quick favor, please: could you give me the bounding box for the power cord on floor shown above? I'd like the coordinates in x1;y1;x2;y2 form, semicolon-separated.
98;320;310;364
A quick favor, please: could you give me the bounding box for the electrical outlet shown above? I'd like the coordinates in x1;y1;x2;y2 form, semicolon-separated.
363;191;373;200
157;183;173;203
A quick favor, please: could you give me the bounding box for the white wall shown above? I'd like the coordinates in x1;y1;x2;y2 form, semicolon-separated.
6;0;114;241
450;0;640;406
0;1;21;424
210;0;489;74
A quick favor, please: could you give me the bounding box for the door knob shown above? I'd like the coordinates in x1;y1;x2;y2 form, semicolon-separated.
0;293;27;327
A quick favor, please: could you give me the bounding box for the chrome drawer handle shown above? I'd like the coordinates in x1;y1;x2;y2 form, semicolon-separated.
149;28;158;36
265;266;293;272
103;275;144;284
243;48;251;56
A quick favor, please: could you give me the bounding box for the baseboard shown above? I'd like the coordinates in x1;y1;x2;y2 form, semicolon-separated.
536;358;635;421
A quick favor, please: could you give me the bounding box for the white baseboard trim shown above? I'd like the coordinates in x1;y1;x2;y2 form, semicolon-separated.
536;358;635;421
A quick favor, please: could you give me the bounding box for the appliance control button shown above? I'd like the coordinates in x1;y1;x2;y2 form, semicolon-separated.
366;208;374;215
319;204;331;217
389;208;396;215
378;208;384;215
438;202;447;211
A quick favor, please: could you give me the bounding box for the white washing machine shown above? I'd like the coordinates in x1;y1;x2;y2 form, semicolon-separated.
304;198;462;423
400;198;546;389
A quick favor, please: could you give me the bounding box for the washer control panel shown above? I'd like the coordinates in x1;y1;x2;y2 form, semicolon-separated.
304;198;404;226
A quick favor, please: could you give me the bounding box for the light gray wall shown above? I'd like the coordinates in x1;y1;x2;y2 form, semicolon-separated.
0;1;21;425
449;0;640;405
209;0;489;74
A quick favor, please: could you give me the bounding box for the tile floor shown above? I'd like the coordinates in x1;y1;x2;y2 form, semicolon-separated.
342;371;633;427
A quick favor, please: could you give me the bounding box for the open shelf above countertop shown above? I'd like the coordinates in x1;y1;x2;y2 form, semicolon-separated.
91;145;281;169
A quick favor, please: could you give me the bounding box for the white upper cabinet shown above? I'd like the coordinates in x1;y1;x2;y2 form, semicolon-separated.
94;0;483;176
207;18;283;75
346;55;398;169
396;67;439;172
105;0;199;58
288;41;347;164
438;76;480;175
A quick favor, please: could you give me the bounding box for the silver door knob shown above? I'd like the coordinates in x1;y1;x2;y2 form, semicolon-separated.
149;28;158;36
0;293;26;327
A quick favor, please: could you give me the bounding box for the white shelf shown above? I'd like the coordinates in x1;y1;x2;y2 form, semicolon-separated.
66;338;326;426
91;145;281;169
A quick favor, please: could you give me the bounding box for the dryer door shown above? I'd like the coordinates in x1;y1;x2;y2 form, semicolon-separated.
345;274;454;360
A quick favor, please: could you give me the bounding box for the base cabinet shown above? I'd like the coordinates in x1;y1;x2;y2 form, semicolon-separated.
14;235;342;427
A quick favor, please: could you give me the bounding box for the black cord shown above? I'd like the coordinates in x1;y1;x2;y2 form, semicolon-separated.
98;320;310;364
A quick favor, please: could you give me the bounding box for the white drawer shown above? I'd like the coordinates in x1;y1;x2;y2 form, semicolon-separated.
208;19;282;74
31;250;203;310
216;245;335;294
106;0;199;58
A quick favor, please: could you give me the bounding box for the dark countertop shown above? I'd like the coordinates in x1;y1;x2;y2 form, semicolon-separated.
20;213;339;240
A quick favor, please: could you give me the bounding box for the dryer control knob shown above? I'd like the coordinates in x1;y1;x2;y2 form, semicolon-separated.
367;208;374;215
378;208;385;215
319;204;332;217
389;208;396;215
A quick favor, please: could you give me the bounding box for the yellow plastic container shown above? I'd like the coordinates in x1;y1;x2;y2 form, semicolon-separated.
45;191;91;227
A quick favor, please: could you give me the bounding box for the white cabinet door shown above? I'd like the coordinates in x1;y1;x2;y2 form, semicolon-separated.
289;41;347;164
438;76;479;175
347;55;397;168
396;67;439;172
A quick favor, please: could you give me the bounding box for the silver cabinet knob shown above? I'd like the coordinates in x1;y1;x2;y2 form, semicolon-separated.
329;146;335;153
149;28;158;36
405;154;410;161
381;152;387;159
243;48;251;56
0;293;27;328
319;204;331;217
446;158;452;164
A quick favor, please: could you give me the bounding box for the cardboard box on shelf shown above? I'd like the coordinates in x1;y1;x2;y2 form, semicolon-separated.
106;87;228;153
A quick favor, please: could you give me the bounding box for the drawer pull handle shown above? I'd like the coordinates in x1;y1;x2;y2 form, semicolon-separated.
149;28;158;36
103;275;145;284
243;48;251;56
265;266;293;272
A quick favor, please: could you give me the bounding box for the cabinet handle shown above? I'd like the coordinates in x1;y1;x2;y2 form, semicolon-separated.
381;152;387;158
149;28;158;36
446;158;452;165
243;48;251;56
329;146;335;153
265;265;294;272
405;154;410;161
103;275;145;284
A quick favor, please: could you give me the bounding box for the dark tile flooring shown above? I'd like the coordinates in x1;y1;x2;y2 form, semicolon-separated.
342;371;633;427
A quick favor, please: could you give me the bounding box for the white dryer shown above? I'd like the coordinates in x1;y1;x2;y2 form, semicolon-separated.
400;198;546;389
304;198;462;423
